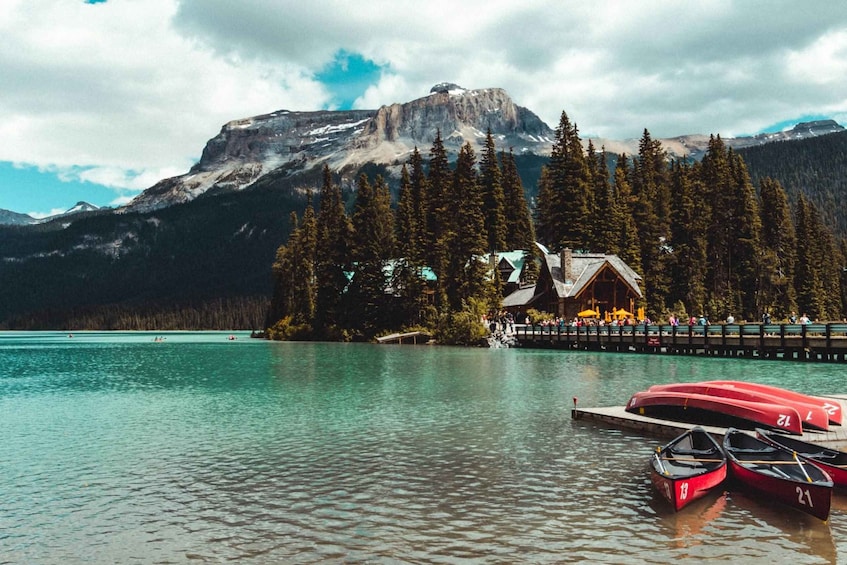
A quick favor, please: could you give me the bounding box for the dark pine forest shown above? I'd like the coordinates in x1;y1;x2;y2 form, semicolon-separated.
267;114;847;344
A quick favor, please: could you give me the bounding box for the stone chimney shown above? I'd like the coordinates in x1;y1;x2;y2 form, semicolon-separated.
561;247;573;283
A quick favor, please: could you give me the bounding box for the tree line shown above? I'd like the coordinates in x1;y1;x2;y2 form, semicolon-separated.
266;131;537;343
536;112;846;323
267;115;847;342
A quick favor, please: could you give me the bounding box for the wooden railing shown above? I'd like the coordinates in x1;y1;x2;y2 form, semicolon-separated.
512;323;847;361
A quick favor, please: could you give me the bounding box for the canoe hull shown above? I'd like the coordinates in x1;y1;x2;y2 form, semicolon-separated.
627;390;804;435
648;383;829;431
756;429;847;488
723;428;832;521
703;380;842;426
650;427;727;511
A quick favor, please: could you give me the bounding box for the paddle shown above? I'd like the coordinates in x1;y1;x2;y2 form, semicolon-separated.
794;451;813;483
654;450;670;476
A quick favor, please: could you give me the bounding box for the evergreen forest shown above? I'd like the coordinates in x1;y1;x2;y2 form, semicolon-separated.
267;114;847;343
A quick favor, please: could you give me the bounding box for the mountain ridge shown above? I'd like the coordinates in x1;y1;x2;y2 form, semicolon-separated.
122;85;843;213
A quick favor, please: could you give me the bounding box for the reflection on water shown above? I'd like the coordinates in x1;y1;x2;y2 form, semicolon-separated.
0;333;844;563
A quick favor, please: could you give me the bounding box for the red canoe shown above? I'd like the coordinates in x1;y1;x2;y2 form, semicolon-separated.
626;390;804;435
756;429;847;488
702;380;842;426
723;428;832;521
648;383;829;431
651;427;727;511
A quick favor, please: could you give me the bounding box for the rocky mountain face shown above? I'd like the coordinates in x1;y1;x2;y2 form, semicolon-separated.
125;83;845;213
125;84;554;212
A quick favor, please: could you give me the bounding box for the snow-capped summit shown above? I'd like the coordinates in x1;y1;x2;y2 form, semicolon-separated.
63;201;99;216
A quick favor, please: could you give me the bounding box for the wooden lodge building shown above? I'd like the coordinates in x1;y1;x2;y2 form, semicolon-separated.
501;244;643;321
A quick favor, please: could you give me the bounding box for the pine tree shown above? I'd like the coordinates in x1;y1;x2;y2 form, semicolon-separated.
758;177;797;318
348;174;396;337
537;112;592;251
794;194;827;319
314;164;352;337
500;148;538;282
425;131;452;310
591;145;615;253
480;130;507;253
612;154;641;270
443;142;488;311
728;150;764;319
668;159;708;315
632;129;671;316
395;164;417;260
700;135;735;315
267;202;318;333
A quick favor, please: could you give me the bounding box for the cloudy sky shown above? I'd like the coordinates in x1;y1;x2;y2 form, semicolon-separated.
3;0;847;217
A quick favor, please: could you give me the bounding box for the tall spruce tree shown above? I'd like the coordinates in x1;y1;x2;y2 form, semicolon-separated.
500;149;538;282
632;129;671;316
668;159;708;315
591;145;615;253
425;131;452;310
267;203;318;332
480;130;507;253
728;150;764;319
612;154;642;270
536;112;592;251
758;177;797;318
700;135;736;316
794;194;827;319
348;174;396;337
395;164;418;260
443;142;488;311
314;164;352;337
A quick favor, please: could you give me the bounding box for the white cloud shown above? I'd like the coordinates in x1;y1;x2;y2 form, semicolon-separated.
3;0;847;208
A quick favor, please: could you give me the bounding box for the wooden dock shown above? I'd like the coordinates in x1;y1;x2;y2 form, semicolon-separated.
376;331;432;344
515;322;847;363
572;395;847;449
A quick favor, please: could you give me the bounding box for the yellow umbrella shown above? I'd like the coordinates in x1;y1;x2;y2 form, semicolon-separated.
577;309;599;317
614;308;634;318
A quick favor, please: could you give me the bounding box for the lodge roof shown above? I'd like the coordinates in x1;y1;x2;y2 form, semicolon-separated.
536;243;643;299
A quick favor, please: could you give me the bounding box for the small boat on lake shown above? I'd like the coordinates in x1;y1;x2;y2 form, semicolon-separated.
626;390;804;435
651;427;727;511
702;380;842;426
648;382;830;431
756;428;847;488
723;428;833;521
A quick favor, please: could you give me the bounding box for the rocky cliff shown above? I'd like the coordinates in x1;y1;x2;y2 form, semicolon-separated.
125;84;554;213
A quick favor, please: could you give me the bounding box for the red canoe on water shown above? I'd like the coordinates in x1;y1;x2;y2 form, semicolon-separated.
651;427;727;511
756;429;847;488
723;428;833;521
648;383;830;431
702;380;842;426
626;390;805;435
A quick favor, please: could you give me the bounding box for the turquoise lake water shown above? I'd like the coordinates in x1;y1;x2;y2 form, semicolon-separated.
1;331;846;563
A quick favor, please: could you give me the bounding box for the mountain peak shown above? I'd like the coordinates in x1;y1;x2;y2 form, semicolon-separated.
125;86;553;213
429;82;467;95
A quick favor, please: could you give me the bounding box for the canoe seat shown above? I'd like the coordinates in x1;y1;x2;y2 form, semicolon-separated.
730;447;777;455
806;452;838;460
673;448;718;456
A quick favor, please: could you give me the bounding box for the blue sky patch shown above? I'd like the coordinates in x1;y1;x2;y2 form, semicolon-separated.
316;51;382;110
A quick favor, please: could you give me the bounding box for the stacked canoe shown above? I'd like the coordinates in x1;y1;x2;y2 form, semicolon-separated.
627;380;841;434
642;381;845;521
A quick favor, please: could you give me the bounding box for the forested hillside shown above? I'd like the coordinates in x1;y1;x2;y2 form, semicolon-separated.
269;114;847;344
739;131;847;238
